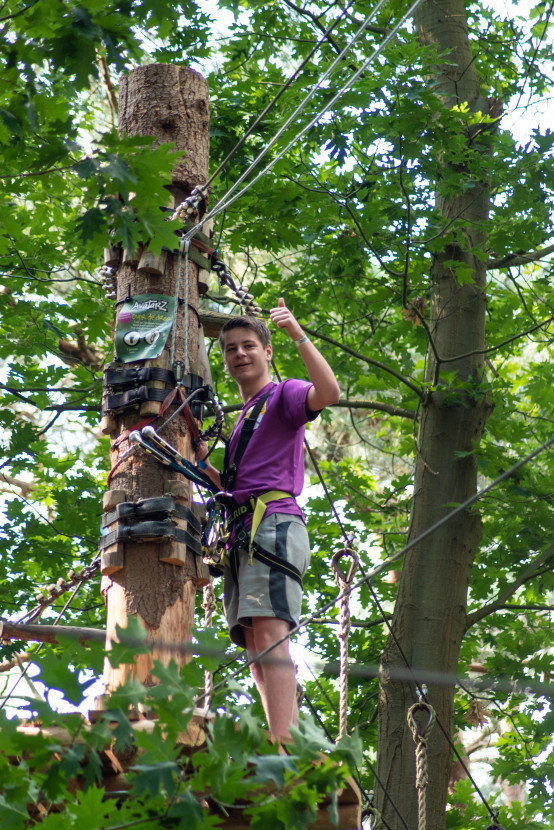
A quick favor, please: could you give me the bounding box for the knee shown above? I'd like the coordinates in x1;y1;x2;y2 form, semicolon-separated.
251;618;291;655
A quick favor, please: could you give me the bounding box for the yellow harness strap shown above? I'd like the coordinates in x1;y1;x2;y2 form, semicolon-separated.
248;490;292;564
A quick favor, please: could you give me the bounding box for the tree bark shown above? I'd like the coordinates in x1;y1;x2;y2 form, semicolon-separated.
100;65;210;696
376;2;498;826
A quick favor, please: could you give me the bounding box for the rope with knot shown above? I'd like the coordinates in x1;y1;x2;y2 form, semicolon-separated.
330;547;358;740
407;700;436;830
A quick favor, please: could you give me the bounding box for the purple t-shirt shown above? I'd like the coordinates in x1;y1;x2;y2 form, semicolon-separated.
227;379;318;528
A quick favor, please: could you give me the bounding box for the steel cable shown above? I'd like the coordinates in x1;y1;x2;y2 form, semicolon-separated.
184;0;423;238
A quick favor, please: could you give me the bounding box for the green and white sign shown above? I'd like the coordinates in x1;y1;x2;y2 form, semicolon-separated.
115;294;176;363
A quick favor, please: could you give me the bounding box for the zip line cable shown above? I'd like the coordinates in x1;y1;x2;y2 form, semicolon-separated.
184;0;423;238
173;0;389;224
193;0;389;217
203;0;359;189
7;622;553;699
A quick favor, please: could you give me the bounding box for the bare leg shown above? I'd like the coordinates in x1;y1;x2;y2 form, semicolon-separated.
243;616;298;741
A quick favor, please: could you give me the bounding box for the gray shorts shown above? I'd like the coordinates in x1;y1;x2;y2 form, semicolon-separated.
223;512;311;648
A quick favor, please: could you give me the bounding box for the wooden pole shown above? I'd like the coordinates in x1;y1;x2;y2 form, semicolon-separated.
99;65;211;699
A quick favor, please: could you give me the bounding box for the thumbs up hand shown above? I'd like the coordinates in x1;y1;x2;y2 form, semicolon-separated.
269;298;304;341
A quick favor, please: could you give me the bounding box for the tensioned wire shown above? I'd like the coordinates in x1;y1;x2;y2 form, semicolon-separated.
202;0;359;190
184;0;423;239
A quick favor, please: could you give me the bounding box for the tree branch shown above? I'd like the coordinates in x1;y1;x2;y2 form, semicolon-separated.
486;243;554;270
337;398;417;419
280;0;343;54
300;323;425;399
0;162;81;180
224;398;417;418
0;620;105;646
465;542;554;630
439;313;554;363
0;472;34;496
0;0;39;23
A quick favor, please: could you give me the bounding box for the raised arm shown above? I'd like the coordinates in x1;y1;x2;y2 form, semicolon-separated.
269;298;340;411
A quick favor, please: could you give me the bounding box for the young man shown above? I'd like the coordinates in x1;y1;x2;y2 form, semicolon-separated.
198;298;340;741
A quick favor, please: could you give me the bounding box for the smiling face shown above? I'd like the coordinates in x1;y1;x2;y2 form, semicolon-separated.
222;327;272;399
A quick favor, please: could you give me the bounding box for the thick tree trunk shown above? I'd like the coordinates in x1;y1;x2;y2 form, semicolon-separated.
100;65;210;695
376;2;498;826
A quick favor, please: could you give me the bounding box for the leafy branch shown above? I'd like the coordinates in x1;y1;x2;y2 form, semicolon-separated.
465;541;554;629
300;323;425;400
438;313;554;364
486;242;554;270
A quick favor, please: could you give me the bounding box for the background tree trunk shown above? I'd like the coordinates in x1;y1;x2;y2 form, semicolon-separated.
376;1;498;826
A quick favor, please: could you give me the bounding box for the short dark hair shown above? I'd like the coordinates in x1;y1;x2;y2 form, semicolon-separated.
219;315;271;350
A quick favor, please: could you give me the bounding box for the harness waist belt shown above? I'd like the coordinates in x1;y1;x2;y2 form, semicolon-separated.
227;490;293;530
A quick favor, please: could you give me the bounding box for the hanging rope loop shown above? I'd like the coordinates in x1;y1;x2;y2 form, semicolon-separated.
331;547;359;588
408;700;436;742
331;547;359;740
407;700;436;830
201;581;218;709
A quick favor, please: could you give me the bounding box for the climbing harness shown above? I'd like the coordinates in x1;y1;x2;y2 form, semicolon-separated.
201;387;274;572
228;516;304;586
331;547;359;740
222;388;273;490
407;698;436;830
201;386;296;574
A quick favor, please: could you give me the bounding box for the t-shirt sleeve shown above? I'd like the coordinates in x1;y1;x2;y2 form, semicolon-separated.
278;378;318;428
